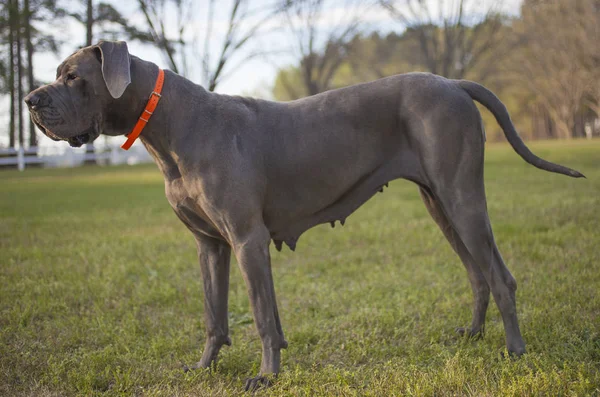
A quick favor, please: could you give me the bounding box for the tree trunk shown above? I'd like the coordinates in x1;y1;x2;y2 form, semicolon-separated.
554;118;573;140
86;0;93;46
24;0;37;149
84;0;96;164
8;0;16;148
16;0;24;148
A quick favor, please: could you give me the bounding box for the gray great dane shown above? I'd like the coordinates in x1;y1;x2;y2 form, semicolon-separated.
25;41;584;390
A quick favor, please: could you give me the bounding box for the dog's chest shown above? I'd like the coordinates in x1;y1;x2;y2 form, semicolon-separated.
165;179;223;240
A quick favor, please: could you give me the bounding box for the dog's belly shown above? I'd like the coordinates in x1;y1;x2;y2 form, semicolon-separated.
256;83;425;245
261;120;420;245
263;153;412;245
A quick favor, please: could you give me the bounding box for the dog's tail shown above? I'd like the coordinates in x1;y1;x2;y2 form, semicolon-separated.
457;80;585;178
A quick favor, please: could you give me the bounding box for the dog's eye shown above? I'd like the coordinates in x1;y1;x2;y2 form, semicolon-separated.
66;73;78;81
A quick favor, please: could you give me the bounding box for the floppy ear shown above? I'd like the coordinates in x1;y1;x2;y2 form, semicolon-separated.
96;40;131;99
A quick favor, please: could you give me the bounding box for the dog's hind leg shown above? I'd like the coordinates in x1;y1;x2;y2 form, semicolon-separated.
187;234;232;370
430;180;526;355
411;87;525;355
419;186;490;337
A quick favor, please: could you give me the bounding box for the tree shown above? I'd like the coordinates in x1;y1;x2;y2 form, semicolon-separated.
137;0;288;92
137;0;191;76
278;0;374;99
69;0;152;46
344;31;431;85
272;31;414;101
380;0;509;81
511;0;599;139
576;0;600;119
200;0;288;92
1;0;64;149
24;0;36;148
272;65;306;100
15;0;24;148
271;16;525;140
7;0;18;148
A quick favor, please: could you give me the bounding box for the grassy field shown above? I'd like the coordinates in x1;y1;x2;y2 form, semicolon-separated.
1;140;599;396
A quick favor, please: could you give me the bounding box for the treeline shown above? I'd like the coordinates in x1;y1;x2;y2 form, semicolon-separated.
272;0;600;141
1;0;599;150
1;0;44;150
0;0;152;152
0;0;291;151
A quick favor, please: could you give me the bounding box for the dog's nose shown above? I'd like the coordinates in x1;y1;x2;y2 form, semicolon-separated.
24;92;40;109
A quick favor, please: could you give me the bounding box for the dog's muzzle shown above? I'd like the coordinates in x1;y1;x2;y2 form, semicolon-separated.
29;112;96;148
25;90;98;147
29;115;60;141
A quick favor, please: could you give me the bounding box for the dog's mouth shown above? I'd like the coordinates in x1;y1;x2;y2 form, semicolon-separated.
67;132;93;147
31;117;61;142
31;116;98;148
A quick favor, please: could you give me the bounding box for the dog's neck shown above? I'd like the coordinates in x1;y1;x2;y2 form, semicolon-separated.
118;56;212;181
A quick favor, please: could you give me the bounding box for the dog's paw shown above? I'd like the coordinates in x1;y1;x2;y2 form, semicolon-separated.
501;346;526;359
182;362;204;373
244;375;274;392
455;326;483;339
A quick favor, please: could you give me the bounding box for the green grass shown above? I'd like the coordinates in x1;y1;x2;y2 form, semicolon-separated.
1;140;599;396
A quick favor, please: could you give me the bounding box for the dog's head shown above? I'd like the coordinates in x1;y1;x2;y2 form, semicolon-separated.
24;41;132;147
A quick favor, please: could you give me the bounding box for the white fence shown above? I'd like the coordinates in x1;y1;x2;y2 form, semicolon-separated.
0;143;153;171
0;147;43;170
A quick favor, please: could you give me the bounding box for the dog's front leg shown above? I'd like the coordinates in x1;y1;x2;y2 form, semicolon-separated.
232;225;287;391
186;234;232;371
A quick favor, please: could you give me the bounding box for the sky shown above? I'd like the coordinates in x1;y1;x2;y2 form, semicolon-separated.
34;0;399;96
1;0;523;148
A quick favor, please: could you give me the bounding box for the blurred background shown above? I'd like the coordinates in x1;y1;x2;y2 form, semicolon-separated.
1;2;599;395
0;0;598;169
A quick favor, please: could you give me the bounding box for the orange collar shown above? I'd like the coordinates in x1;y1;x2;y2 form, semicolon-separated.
121;69;165;150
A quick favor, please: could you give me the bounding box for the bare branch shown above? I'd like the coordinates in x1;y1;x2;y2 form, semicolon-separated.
284;0;373;96
382;0;507;79
137;0;180;74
